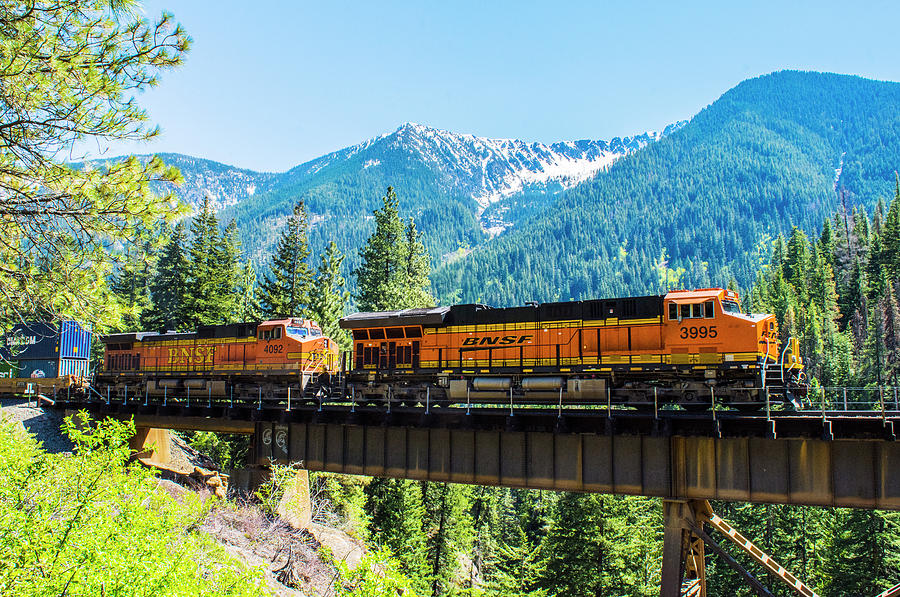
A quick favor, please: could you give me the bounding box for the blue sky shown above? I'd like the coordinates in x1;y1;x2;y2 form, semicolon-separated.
102;0;900;172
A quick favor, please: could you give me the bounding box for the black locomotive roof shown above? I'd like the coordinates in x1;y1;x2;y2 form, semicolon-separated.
340;307;451;329
340;295;665;329
101;322;260;344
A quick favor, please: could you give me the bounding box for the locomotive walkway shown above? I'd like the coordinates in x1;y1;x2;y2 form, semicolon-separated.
44;395;900;597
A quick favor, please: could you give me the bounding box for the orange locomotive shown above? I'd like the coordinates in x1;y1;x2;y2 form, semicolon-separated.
339;288;806;408
98;318;341;403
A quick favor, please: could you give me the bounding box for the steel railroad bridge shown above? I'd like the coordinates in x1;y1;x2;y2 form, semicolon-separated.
44;393;900;597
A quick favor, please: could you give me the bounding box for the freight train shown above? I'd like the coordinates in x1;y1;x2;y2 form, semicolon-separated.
12;287;804;411
339;288;806;409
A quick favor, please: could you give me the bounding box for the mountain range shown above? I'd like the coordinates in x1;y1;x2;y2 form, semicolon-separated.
113;121;684;265
113;70;900;306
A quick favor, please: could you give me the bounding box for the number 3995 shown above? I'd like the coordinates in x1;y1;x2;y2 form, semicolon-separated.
680;325;717;339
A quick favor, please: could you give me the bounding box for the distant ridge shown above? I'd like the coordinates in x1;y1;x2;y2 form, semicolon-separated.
432;70;900;305
116;121;682;270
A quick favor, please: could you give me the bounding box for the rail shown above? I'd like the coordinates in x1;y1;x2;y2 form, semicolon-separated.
35;382;900;428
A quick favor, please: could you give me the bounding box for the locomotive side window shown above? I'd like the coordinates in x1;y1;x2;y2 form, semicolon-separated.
386;327;404;339
369;329;386;340
405;327;422;338
353;330;368;340
674;303;709;320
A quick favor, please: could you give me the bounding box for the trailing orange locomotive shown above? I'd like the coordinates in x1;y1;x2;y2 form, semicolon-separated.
339;288;806;408
98;318;341;403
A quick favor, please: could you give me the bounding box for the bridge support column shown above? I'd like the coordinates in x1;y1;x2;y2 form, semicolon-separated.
230;464;312;530
660;499;710;597
276;469;312;529
129;427;171;466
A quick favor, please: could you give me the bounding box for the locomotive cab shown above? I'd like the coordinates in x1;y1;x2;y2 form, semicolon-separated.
256;318;339;372
662;288;804;399
663;288;780;363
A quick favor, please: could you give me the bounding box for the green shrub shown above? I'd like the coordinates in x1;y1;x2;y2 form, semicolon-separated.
326;546;422;597
0;411;271;596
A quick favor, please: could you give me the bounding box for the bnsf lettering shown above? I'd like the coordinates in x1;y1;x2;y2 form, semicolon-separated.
167;346;215;366
462;335;533;346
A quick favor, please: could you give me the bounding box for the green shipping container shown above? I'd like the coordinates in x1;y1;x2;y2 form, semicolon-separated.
0;360;17;379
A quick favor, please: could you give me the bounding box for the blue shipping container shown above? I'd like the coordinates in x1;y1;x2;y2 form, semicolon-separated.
59;321;92;359
0;321;91;360
16;358;88;379
59;359;89;377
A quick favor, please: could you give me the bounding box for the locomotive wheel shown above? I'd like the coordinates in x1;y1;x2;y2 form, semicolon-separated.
680;391;711;412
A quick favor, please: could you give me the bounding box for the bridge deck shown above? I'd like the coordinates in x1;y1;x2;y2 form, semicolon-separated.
48;400;900;510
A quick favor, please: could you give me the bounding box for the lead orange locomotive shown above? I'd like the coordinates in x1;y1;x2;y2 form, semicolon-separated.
339;288;806;408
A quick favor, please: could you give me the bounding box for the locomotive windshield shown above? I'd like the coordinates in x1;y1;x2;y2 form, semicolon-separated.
287;326;323;339
722;300;741;314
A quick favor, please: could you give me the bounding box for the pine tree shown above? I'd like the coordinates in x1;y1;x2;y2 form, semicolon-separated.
537;493;620;597
260;201;313;319
821;509;884;595
818;218;836;271
883;179;900;280
185;198;241;327
235;261;262;323
109;242;153;332
308;241;350;347
0;2;189;333
144;221;189;332
402;218;435;308
218;220;243;320
355;187;434;311
355;187;408;312
422;482;471;595
364;478;429;587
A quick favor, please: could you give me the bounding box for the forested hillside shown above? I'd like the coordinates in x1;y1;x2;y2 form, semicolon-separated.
217;123;670;271
432;71;900;305
115;123;674;279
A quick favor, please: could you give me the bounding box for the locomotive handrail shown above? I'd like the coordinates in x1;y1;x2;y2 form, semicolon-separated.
779;337;793;385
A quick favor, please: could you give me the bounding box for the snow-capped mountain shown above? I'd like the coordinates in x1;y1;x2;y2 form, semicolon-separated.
293;121;685;213
84;153;278;212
